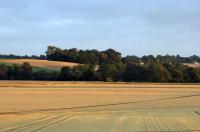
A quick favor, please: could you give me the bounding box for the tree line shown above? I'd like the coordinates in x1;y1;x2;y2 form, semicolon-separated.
0;54;46;60
1;46;200;82
1;61;200;83
0;63;59;80
1;46;200;64
46;46;121;64
46;46;200;64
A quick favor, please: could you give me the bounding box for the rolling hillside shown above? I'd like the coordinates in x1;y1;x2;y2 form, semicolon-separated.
0;59;80;70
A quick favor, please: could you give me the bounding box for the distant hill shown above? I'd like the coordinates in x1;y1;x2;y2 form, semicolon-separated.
0;59;80;70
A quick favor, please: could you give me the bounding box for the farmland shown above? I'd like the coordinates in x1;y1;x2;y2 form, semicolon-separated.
0;81;200;132
0;59;79;70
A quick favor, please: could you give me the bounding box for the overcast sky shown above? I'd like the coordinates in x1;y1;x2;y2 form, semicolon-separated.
0;0;200;56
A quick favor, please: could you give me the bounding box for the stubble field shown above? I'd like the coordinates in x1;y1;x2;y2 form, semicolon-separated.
0;59;79;70
0;81;200;132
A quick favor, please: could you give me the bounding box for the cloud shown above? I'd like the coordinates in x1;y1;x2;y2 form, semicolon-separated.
0;0;200;56
141;0;200;29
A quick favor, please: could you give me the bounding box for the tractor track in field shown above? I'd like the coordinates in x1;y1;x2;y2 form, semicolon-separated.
194;110;200;117
3;115;62;132
0;116;49;130
0;93;200;115
31;115;74;132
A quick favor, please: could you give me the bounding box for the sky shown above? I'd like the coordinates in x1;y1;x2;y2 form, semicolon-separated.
0;0;200;56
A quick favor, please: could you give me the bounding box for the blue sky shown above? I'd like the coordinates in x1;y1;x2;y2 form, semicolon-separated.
0;0;200;56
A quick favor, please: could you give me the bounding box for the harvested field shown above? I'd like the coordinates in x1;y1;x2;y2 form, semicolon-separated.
0;59;80;70
0;81;200;132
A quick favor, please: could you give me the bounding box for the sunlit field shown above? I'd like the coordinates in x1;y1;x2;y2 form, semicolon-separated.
0;59;79;70
0;81;200;132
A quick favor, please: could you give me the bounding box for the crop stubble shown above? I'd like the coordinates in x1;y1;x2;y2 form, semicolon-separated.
0;81;200;132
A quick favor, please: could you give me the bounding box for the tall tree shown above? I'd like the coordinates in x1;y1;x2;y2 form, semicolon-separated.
0;64;9;80
20;62;33;80
183;67;200;83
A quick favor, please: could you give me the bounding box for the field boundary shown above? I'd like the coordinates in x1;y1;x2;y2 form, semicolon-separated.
1;81;200;85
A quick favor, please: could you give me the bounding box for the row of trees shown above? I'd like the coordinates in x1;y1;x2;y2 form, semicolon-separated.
0;63;58;80
1;62;200;83
1;46;200;82
46;46;200;64
98;62;200;83
123;55;200;65
46;46;122;64
0;54;46;60
1;46;200;64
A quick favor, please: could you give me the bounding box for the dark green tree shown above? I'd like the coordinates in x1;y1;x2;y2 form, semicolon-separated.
123;63;148;82
59;67;74;81
183;67;200;83
0;64;9;80
146;63;171;82
20;62;33;80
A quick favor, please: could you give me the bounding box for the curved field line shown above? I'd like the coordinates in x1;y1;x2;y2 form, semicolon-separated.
142;117;148;131
151;118;160;131
0;116;52;131
1;93;200;115
3;115;61;132
31;115;74;132
109;116;127;132
194;110;200;117
157;118;172;132
0;116;49;130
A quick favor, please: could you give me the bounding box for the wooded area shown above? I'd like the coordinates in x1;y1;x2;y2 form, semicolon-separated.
1;46;200;82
